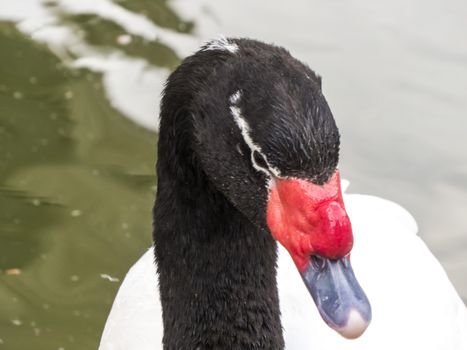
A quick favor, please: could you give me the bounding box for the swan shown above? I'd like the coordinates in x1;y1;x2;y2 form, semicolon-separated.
99;38;467;350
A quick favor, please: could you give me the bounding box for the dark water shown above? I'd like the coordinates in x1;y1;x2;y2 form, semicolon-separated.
0;0;466;348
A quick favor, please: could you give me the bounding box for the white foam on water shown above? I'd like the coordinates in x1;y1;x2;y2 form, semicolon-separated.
0;0;206;131
73;54;168;131
170;0;222;37
0;0;49;21
58;0;198;58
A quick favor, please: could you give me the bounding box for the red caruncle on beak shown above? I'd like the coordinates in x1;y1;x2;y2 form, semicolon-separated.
266;171;353;271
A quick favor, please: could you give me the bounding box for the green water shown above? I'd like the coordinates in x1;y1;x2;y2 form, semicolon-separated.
0;20;169;349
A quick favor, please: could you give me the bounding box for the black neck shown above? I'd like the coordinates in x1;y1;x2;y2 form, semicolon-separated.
153;165;284;350
153;116;284;350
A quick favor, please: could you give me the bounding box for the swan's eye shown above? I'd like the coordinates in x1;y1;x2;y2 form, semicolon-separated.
252;150;269;171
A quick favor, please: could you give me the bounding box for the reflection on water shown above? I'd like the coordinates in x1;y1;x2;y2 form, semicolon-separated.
0;0;466;348
0;21;156;349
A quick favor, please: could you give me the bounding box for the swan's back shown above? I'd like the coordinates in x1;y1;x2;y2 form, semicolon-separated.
280;194;467;349
99;249;162;350
99;194;467;350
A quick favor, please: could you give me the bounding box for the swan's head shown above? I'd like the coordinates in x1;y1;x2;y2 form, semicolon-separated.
191;41;371;338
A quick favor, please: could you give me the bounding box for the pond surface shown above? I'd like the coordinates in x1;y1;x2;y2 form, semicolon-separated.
0;0;466;349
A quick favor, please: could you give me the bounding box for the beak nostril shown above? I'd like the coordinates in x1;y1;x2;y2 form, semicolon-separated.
311;255;326;271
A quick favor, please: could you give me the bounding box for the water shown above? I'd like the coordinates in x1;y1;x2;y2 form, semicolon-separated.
0;0;466;348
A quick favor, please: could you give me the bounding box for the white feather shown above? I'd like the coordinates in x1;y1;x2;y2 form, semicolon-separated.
99;193;467;350
229;92;282;178
203;36;239;54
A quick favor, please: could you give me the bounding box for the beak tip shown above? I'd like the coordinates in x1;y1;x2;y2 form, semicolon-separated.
336;308;371;339
300;257;372;339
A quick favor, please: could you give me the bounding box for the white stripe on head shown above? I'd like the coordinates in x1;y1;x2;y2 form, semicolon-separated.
204;36;239;54
229;90;242;104
229;91;281;178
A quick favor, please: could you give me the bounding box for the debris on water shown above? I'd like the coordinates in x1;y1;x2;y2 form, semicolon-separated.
29;76;38;84
5;268;22;276
73;310;81;317
32;199;41;206
70;209;82;217
70;275;79;282
11;319;22;326
31;322;41;337
13;91;23;99
116;34;132;45
64;91;73;99
100;274;119;282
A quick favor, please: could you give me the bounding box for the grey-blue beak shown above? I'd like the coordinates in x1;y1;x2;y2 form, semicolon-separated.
300;255;372;339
